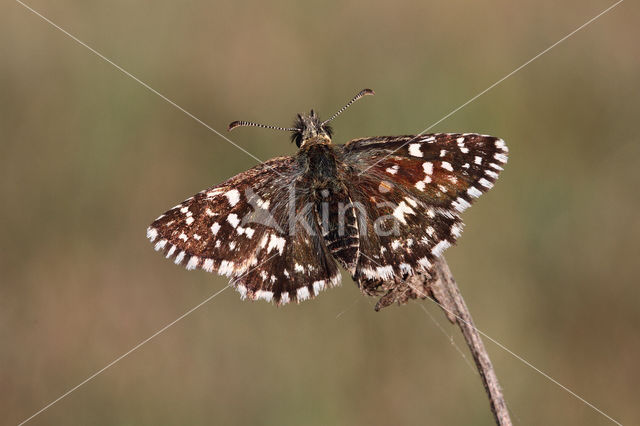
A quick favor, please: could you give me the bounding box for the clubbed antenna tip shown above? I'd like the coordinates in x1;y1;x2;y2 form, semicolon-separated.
228;121;243;131
322;88;375;125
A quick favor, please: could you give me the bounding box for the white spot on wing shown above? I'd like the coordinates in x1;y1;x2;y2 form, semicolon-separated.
423;162;433;175
186;256;199;270
452;197;471;212
175;251;186;264
457;137;469;153
224;189;240;206
399;263;412;274
441;161;453;172
418;257;431;269
154;239;167;251
385;164;400;175
392;201;415;225
267;234;286;255
376;265;395;280
451;224;463;238
227;214;240;228
210;222;221;235
203;258;214;272
479;178;493;189
467;186;482;198
256;290;274;302
360;267;377;279
256;198;270;210
485;169;499;179
236;284;247;299
313;280;325;295
404;197;418;208
179;233;188;241
409;143;423;157
297;287;311;301
415;181;426;191
329;273;341;287
185;217;194;225
432;240;451;257
259;234;269;249
494;153;508;163
146;227;158;242
218;260;235;276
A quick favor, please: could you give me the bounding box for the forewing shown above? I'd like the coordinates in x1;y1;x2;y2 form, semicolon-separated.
146;157;340;305
337;133;508;281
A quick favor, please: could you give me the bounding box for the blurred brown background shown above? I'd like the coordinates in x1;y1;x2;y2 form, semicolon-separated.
2;0;639;425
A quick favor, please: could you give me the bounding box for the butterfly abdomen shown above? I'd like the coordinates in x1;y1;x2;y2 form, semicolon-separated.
296;143;361;273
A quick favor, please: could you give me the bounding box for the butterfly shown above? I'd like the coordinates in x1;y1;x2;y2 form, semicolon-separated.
146;89;508;308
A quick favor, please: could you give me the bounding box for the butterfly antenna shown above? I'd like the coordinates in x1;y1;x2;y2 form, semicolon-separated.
228;120;297;132
322;88;375;125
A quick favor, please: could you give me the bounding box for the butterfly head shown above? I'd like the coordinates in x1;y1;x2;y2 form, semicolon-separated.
290;110;333;148
228;88;374;149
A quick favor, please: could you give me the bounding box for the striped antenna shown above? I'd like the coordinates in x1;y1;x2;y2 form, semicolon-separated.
322;88;375;125
228;120;297;132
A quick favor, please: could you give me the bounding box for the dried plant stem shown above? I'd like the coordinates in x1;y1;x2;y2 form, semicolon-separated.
429;258;512;426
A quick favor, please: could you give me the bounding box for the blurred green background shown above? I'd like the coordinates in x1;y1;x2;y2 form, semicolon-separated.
2;0;639;425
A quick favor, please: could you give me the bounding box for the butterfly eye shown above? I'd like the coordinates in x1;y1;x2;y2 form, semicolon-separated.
323;124;333;138
290;130;303;147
